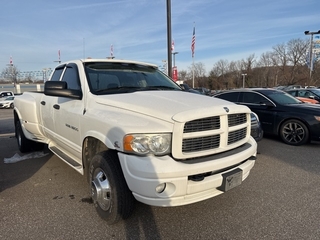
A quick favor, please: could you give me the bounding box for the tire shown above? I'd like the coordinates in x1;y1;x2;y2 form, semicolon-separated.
10;103;14;109
15;121;45;153
89;151;135;224
279;119;309;146
15;121;33;153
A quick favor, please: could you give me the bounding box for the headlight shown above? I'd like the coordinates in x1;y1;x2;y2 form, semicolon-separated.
314;116;320;122
250;112;259;122
250;112;260;126
123;133;171;156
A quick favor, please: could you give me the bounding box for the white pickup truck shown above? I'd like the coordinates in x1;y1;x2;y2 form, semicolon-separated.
14;59;257;224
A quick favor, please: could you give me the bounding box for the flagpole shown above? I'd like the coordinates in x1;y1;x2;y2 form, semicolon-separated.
192;56;194;88
191;22;195;88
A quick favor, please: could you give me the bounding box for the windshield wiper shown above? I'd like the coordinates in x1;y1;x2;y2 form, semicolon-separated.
95;86;141;93
141;86;180;91
94;86;180;94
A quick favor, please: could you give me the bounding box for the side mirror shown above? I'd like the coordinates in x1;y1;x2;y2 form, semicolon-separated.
44;81;82;100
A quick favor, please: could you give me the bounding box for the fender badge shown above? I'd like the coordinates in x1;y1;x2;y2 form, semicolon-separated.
114;141;120;148
223;107;229;113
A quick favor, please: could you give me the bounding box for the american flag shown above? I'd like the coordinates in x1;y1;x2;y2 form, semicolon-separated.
171;39;175;52
191;26;195;57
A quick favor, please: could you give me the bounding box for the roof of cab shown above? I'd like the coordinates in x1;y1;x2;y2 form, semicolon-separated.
76;58;159;68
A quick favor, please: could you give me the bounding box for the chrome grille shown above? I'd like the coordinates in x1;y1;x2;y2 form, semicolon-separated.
180;113;249;155
228;113;246;127
184;116;220;133
228;128;247;144
182;135;220;153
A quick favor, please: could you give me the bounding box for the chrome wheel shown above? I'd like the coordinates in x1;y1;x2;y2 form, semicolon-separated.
89;151;135;224
280;120;309;146
91;168;111;211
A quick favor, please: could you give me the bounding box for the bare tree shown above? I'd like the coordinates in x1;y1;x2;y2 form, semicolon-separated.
241;54;256;87
178;70;188;82
286;38;309;85
188;62;206;87
1;65;20;85
197;38;317;89
256;51;277;87
209;60;229;89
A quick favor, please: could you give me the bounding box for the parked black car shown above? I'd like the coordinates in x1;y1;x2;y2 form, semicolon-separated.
250;112;264;142
179;83;202;94
213;88;320;146
194;87;212;96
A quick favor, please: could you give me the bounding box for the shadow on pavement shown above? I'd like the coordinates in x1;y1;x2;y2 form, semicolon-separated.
0;136;52;192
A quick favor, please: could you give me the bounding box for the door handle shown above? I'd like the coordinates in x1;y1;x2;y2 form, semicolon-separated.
53;104;60;110
41;101;46;105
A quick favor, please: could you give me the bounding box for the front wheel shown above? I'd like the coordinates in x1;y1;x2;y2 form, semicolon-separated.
279;119;309;146
89;151;135;224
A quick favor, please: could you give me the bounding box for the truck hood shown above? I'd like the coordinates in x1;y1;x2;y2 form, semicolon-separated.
94;91;250;123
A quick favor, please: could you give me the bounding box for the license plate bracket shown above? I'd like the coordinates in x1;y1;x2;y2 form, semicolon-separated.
219;168;243;192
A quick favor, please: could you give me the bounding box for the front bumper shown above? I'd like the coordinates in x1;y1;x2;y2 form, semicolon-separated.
118;137;257;207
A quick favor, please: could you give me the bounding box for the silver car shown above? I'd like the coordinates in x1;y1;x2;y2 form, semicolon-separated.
0;96;14;109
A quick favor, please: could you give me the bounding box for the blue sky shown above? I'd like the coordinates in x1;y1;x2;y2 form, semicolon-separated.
0;0;319;74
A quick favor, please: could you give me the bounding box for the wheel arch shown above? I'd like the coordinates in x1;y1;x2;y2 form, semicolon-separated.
82;135;117;183
13;110;21;137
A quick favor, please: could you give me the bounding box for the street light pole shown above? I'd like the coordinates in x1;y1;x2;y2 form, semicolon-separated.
242;73;247;88
166;0;172;77
304;30;320;80
172;52;179;67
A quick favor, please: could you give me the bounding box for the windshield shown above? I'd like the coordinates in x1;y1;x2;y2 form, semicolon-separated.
262;90;302;104
84;62;181;94
310;89;320;96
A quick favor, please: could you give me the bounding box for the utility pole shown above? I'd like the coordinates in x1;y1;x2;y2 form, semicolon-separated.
166;0;172;77
304;30;320;81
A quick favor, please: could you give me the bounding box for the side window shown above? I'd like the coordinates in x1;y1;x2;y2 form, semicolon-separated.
304;91;311;97
61;64;81;90
242;92;268;104
297;91;305;97
51;67;64;81
0;92;13;97
215;92;239;102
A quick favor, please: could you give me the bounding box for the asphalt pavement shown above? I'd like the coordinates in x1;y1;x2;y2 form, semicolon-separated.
1;108;320;240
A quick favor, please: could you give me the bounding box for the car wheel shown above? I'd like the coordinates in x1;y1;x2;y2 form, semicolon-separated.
89;151;135;224
280;119;309;146
15;121;45;152
10;103;14;109
16;121;33;153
